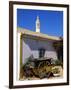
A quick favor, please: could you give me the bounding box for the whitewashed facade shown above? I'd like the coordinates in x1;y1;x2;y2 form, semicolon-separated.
22;36;58;64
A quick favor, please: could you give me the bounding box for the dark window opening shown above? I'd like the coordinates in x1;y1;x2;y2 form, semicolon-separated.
57;47;63;62
39;48;45;58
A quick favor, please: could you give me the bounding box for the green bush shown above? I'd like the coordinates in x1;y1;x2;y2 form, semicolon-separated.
51;59;63;67
52;68;60;74
55;59;62;65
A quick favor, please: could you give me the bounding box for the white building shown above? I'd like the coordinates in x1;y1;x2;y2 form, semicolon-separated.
18;16;62;64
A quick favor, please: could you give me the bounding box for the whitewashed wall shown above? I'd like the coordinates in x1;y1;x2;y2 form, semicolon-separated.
22;37;57;64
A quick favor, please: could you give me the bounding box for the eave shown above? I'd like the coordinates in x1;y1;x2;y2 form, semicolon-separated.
17;27;61;41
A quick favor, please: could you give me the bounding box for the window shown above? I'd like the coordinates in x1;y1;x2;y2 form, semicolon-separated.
39;48;45;58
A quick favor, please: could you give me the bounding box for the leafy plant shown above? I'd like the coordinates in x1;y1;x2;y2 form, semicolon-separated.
52;68;60;74
55;59;63;66
51;59;63;66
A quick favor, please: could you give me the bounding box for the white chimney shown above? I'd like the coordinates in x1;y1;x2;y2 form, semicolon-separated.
36;16;40;32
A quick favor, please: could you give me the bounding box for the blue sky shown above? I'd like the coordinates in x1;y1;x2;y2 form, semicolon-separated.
17;9;63;37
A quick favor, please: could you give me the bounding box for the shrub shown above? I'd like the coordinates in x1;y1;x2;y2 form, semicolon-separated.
54;59;63;66
52;68;60;74
51;59;63;66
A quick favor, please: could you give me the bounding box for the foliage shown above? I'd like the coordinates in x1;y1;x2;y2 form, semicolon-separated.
51;59;63;66
52;67;60;74
54;59;63;66
21;55;35;71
